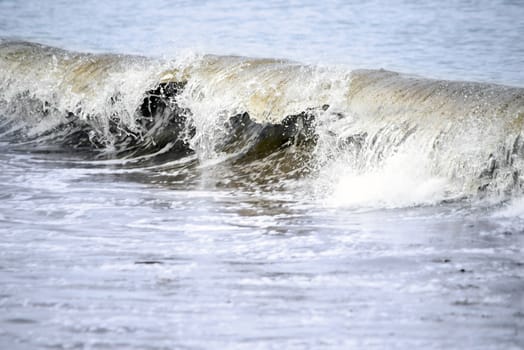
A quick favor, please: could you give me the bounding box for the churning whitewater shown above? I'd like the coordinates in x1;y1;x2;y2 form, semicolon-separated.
1;40;523;206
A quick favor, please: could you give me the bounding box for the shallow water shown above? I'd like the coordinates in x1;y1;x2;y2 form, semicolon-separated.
0;145;522;349
0;1;524;349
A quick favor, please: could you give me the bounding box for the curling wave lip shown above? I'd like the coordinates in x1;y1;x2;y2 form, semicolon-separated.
1;41;523;203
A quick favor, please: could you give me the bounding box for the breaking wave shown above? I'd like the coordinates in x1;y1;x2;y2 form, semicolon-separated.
1;40;523;207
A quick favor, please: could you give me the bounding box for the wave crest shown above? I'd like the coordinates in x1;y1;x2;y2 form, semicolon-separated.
1;41;524;204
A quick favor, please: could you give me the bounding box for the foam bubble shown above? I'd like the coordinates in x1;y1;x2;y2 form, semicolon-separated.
493;197;524;218
318;149;452;209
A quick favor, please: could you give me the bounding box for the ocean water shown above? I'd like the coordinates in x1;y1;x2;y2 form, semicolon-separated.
0;1;523;349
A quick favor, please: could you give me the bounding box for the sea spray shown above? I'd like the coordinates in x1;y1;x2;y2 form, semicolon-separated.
1;41;523;205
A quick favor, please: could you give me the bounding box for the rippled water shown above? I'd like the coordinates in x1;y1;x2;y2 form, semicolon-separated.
0;1;524;349
1;0;524;86
1;144;522;349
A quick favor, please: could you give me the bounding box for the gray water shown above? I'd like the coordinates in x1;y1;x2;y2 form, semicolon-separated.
1;1;524;349
1;0;524;86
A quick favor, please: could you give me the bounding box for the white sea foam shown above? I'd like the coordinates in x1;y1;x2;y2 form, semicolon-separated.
1;41;524;205
323;153;450;208
493;197;524;218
